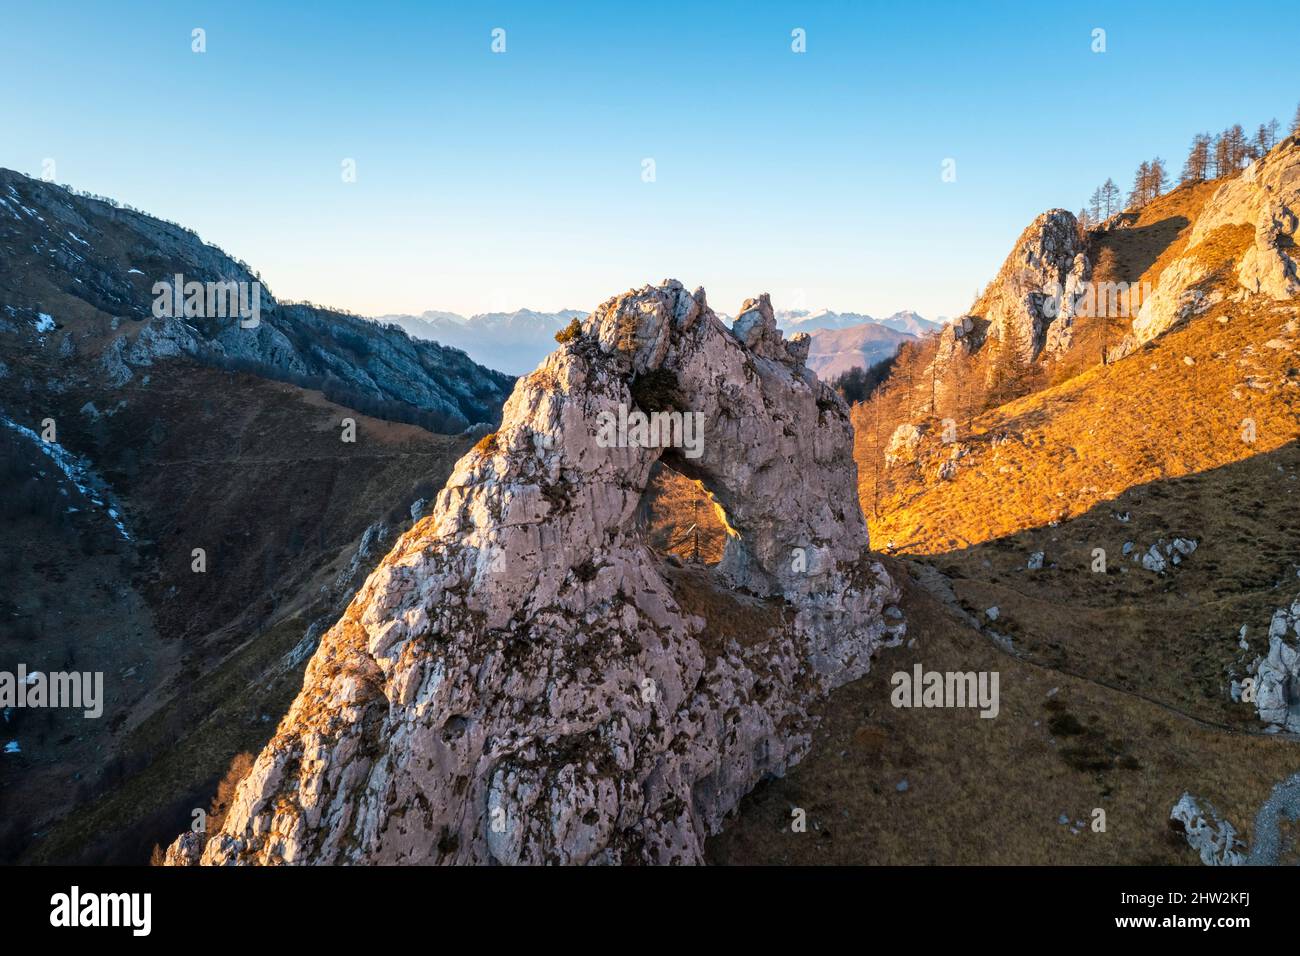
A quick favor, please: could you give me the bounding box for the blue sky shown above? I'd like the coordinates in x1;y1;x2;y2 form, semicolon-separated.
2;1;1295;321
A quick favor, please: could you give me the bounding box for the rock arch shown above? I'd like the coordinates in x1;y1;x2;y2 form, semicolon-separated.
169;279;898;866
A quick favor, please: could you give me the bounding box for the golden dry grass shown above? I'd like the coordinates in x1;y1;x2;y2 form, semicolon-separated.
1094;180;1222;291
858;296;1298;555
640;463;729;565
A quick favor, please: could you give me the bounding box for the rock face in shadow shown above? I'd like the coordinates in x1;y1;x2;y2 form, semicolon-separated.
1170;793;1245;866
167;279;898;865
1253;595;1300;733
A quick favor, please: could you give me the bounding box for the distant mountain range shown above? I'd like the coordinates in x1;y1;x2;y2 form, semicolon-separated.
376;309;586;376
380;305;940;377
802;323;917;379
776;308;944;337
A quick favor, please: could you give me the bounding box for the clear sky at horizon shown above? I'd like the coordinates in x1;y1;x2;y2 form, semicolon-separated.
2;1;1295;321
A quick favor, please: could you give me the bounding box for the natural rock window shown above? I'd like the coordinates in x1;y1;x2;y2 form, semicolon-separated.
638;462;733;567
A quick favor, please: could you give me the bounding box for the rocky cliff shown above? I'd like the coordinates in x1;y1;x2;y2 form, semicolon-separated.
167;279;899;865
902;136;1300;424
0;169;510;863
913;208;1090;417
973;208;1090;364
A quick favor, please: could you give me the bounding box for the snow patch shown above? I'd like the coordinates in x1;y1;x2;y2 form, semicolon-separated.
0;416;131;539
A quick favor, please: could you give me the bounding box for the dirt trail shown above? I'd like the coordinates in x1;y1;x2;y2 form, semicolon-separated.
909;559;1300;743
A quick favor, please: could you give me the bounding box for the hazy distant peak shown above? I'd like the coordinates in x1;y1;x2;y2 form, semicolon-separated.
469;307;584;322
419;310;468;325
774;307;939;336
379;306;588;375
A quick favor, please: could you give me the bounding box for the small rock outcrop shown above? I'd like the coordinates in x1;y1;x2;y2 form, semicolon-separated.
168;279;897;865
884;422;923;467
1253;595;1300;732
1134;537;1197;575
1170;793;1245;866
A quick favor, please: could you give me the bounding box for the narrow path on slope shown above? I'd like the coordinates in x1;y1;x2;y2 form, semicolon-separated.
907;560;1300;743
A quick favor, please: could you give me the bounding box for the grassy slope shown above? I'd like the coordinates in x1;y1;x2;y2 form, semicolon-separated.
861;297;1297;554
708;552;1300;865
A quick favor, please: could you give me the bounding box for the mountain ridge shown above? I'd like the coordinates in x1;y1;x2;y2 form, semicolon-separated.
778;307;943;337
377;307;586;376
0;168;512;432
0;167;508;863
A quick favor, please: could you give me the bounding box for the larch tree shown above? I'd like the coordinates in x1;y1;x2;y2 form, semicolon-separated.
1213;132;1231;178
1128;161;1152;209
1101;178;1121;217
1180;134;1211;183
1222;124;1250;170
1149;157;1168;197
1256;119;1280;155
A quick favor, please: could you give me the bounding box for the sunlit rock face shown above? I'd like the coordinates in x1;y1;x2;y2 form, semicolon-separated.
1134;135;1300;344
168;279;898;866
970;208;1090;364
918;209;1089;412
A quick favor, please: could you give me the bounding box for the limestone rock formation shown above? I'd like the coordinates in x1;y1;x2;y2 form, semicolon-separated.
1134;537;1197;575
929;315;986;389
964;209;1089;364
1253;595;1300;732
168;278;897;866
1170;793;1245;866
1133;135;1300;344
885;422;924;467
914;210;1087;417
